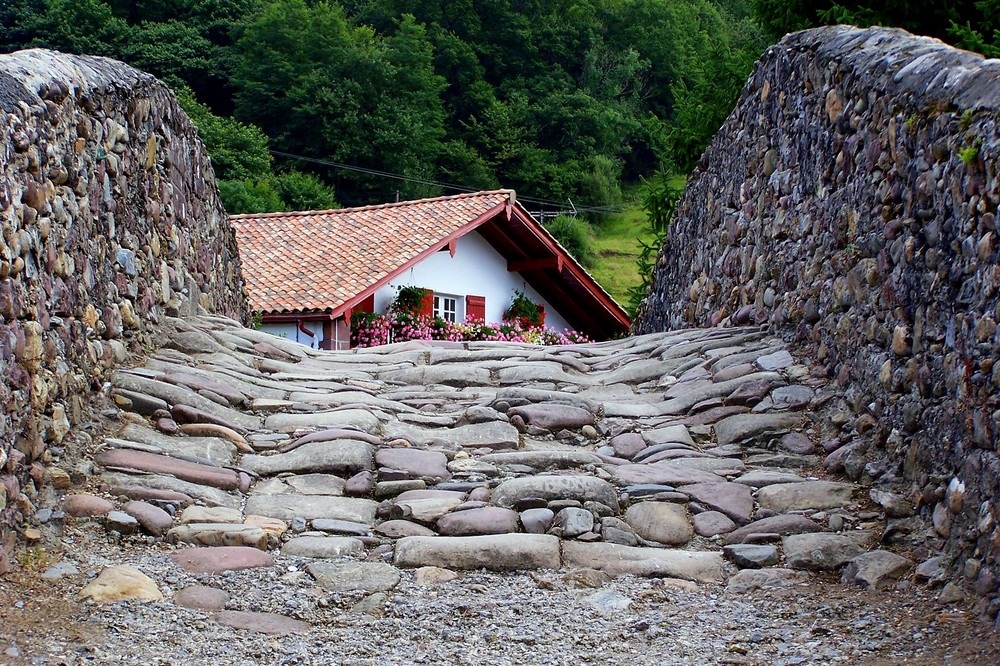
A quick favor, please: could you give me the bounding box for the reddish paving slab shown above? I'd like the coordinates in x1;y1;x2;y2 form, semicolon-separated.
96;449;239;490
63;494;114;517
211;610;311;635
169;547;274;574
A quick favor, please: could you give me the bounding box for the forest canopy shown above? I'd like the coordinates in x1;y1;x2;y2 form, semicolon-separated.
0;0;766;214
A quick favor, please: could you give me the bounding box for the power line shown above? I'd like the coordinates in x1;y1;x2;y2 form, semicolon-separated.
269;150;626;215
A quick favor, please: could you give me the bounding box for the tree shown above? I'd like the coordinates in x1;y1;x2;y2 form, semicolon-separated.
232;2;446;204
749;0;995;54
1;0;129;57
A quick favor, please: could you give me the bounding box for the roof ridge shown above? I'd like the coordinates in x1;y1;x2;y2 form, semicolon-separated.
229;189;514;221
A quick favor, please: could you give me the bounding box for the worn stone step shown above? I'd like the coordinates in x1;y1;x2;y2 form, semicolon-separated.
244;494;378;524
394;534;561;570
168;523;267;549
561;541;724;582
95;449;240;490
241;440;374;477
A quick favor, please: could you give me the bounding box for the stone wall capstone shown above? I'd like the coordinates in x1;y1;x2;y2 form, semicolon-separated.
0;49;247;572
636;26;1000;613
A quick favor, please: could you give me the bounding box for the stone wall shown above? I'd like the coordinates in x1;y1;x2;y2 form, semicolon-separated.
636;27;1000;611
0;50;247;572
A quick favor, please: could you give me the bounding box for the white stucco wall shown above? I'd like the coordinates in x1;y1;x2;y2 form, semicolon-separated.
260;320;324;349
373;231;572;331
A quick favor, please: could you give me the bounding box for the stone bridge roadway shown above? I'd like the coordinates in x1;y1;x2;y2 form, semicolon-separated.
7;316;996;664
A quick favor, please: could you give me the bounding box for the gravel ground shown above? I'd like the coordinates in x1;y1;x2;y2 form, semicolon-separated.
2;526;997;666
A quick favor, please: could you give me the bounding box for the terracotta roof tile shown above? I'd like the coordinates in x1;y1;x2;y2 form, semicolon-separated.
231;190;512;314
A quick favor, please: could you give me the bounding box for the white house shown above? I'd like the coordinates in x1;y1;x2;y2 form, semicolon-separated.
231;189;630;349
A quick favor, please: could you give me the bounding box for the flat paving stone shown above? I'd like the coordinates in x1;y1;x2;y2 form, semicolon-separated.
842;550;913;589
95;449;239;490
179;506;243;524
610;433;647;459
727;568;809;593
384;421;520;450
80;565;163;604
100;472;238;509
642;425;694;446
63;494;114;518
122;501;173;537
307;561;402;592
492;475;620;512
241;440;374;477
211;611;311;635
693;511;737;537
723;514;825;545
174;586;230;611
244;494;378;524
623;502;693;545
610;462;724;487
756;480;856;513
282;536;365;559
375;448;450;483
562;541;724;582
311;519;370;536
479;450;602;470
264;409;380;434
374;520;436;538
170;547;275;574
724;544;780;568
168;523;268;549
253;474;347;496
733;470;806;487
783;532;871;570
436;507;520;536
394;496;464;523
394;534;561;571
678;482;754;524
507;404;595;430
116;424;237;465
714;413;801;446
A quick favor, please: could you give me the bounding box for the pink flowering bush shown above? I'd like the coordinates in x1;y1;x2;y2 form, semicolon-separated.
350;312;590;348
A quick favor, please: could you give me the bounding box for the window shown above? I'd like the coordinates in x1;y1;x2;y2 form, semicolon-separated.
433;294;459;322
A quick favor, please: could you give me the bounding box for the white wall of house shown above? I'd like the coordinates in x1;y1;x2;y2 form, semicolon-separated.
374;230;572;331
260;320;326;349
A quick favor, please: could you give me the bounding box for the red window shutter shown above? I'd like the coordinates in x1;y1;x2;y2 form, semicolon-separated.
466;295;486;322
419;290;434;317
358;293;375;313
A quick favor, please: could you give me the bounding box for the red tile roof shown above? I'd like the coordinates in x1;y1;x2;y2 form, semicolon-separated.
231;190;512;314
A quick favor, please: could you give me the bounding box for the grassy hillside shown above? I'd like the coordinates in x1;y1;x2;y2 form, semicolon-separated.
586;175;686;309
588;207;656;308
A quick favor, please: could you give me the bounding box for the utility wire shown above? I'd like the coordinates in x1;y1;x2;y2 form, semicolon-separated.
269;150;626;214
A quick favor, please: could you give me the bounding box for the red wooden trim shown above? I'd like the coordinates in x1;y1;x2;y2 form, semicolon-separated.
506;205;631;331
465;294;486;321
448;239;457;257
331;201;508;319
507;256;562;272
418;290;434;317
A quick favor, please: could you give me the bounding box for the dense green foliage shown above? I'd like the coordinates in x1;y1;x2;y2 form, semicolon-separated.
544;215;595;269
751;0;1000;56
1;0;766;215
